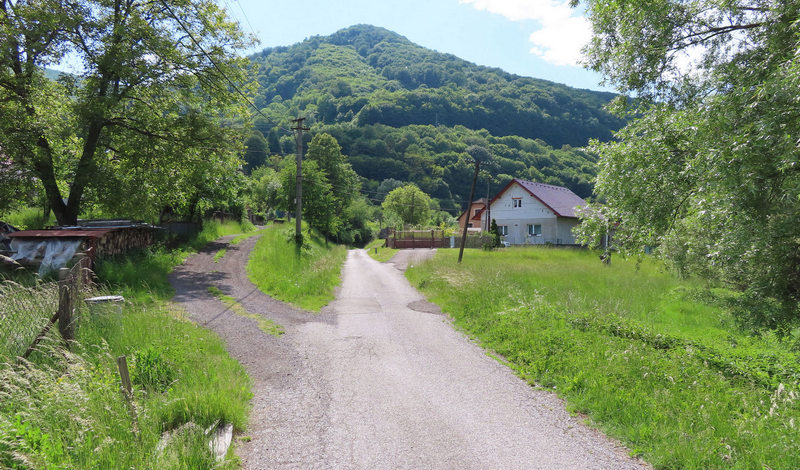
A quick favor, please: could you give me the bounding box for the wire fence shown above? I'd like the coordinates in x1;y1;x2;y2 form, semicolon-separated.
0;255;93;359
0;281;59;359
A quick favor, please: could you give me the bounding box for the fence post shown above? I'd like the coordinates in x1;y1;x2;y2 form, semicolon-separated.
74;253;88;288
116;356;139;434
58;267;74;344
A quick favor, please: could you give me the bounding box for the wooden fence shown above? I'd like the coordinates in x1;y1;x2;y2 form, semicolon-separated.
384;229;491;249
386;229;449;249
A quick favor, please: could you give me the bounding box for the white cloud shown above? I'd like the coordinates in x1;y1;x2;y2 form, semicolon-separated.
459;0;591;66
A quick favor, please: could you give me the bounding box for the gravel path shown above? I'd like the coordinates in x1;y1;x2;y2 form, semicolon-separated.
170;237;649;470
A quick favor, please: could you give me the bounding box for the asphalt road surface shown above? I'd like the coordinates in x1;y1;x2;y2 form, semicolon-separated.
170;235;649;470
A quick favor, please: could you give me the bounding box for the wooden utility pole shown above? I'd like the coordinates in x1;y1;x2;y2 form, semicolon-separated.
458;159;480;263
291;117;309;246
485;178;490;231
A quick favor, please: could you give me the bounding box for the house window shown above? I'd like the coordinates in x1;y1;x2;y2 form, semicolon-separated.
473;208;481;216
528;224;542;236
498;225;508;236
467;223;473;228
512;198;522;208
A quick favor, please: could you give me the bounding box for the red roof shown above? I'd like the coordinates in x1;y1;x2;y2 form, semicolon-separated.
8;229;116;238
490;179;587;218
458;198;488;223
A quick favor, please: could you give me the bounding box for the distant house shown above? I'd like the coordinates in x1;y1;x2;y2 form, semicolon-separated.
483;179;587;245
457;197;487;233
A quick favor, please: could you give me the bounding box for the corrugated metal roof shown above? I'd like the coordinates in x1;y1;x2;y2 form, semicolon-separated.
8;229;115;238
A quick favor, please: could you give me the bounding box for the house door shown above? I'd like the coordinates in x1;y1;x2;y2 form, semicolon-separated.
509;225;524;245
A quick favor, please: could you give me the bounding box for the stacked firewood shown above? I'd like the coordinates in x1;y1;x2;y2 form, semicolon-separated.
93;227;154;256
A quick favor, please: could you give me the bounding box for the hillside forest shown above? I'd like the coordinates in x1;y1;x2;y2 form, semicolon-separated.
243;25;622;214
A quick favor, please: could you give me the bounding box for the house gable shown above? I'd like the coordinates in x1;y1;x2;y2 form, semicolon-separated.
488;178;585;219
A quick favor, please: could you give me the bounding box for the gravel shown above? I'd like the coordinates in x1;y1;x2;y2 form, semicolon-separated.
170;239;650;470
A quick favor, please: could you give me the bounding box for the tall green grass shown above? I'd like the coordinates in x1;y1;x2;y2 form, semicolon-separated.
247;226;347;311
0;302;250;469
0;218;256;468
406;247;800;469
1;207;55;230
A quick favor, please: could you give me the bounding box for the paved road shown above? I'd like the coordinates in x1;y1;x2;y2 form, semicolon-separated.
170;236;649;469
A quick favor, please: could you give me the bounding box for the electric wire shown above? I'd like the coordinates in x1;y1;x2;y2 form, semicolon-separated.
159;0;292;135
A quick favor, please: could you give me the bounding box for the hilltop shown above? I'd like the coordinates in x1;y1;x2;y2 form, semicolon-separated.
247;25;624;209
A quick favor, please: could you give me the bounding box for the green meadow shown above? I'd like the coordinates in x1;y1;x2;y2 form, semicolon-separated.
406;247;800;470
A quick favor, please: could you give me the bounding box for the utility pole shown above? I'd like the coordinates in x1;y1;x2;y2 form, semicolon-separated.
458;159;480;263
291;117;309;246
485;178;490;231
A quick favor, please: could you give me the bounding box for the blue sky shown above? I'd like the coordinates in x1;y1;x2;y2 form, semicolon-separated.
225;0;613;92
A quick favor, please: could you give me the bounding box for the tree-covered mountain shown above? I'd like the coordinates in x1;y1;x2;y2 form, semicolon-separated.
247;25;623;212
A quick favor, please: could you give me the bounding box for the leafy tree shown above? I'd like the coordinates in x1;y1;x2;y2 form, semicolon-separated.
376;178;405;201
0;0;252;225
247;166;282;217
244;133;269;174
267;128;283;155
579;0;800;328
382;184;431;226
489;219;501;248
306;133;360;210
278;156;335;235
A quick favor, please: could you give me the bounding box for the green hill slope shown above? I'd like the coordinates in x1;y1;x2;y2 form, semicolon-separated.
248;25;621;211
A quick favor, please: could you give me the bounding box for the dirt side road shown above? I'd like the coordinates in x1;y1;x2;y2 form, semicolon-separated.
170;238;649;469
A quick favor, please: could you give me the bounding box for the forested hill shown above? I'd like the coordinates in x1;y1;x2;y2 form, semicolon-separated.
250;25;622;148
247;25;622;211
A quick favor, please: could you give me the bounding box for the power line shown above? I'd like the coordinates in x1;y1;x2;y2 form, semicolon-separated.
159;0;292;135
232;0;259;40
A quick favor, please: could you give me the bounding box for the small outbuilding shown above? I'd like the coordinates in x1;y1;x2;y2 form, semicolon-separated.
7;220;155;275
457;198;487;234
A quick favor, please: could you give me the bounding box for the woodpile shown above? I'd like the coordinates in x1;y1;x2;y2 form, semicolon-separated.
92;227;154;256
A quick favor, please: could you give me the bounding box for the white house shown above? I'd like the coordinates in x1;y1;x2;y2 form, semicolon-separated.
481;178;587;245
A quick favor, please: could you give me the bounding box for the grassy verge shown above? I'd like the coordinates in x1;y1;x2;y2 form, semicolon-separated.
207;286;284;336
0;291;251;469
0;219;256;469
247;225;346;311
406;247;800;470
364;237;398;262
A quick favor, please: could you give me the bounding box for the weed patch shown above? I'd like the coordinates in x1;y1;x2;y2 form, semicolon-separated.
0;218;255;468
0;301;251;469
